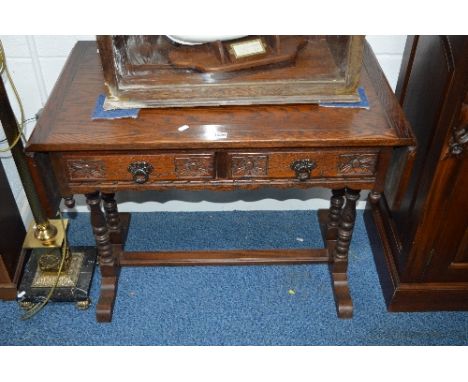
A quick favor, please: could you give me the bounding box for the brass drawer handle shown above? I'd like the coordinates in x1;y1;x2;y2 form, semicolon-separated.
128;161;153;184
291;159;317;181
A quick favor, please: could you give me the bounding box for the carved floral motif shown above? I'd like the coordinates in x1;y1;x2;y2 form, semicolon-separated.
67;159;106;180
174;156;213;178
231;155;268;177
338;154;377;175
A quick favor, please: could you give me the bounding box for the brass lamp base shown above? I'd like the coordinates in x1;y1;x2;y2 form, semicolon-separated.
23;219;67;249
32;251;84;288
18;246;96;309
18;218;96;310
33;222;58;244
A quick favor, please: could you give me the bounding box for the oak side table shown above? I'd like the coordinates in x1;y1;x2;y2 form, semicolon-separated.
26;41;415;322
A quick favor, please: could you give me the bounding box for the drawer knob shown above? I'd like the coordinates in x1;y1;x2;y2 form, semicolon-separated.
291;159;317;181
128;161;153;184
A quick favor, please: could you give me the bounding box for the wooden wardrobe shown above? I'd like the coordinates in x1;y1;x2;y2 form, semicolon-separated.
366;35;468;311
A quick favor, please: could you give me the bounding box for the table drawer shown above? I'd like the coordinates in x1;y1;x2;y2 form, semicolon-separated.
59;149;379;186
62;153;215;183
227;150;379;180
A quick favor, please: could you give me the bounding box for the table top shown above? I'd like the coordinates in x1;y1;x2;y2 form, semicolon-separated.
27;41;414;153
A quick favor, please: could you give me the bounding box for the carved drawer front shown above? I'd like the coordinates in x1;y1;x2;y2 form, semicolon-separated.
227;150;379;180
63;153;215;183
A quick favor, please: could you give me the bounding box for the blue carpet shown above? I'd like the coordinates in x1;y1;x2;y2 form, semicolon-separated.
0;210;467;345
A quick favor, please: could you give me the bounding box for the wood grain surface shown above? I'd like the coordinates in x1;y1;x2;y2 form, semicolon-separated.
26;41;414;153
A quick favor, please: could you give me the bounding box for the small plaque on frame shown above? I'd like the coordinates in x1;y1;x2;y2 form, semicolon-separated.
229;38;266;59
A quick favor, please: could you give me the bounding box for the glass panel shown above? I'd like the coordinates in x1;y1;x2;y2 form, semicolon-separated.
112;35;354;86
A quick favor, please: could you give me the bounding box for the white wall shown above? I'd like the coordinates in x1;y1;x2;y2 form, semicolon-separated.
0;35;407;224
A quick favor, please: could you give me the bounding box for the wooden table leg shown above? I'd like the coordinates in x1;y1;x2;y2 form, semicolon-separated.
102;192;122;243
326;188;346;240
101;192;131;250
331;187;360;319
86;191;119;322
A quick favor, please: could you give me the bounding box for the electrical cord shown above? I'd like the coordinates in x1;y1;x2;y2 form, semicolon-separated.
0;38;28;152
1;39;69;319
0;40;4;73
21;209;69;320
0;118;36;145
0;39;69;319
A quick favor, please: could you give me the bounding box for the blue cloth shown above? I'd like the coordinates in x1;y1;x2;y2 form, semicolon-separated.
1;210;467;345
90;87;368;122
319;87;369;109
91;94;140;120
